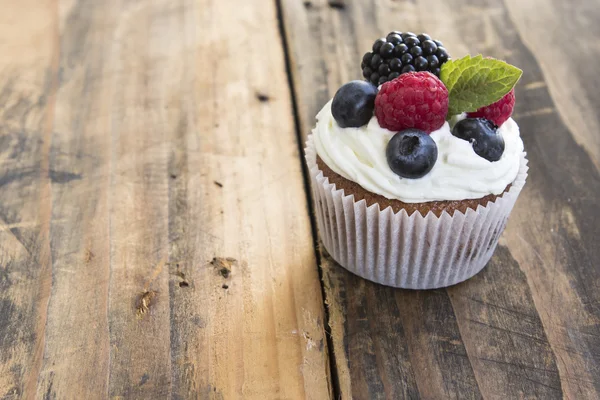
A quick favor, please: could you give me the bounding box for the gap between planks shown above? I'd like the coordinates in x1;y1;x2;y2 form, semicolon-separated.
274;0;341;398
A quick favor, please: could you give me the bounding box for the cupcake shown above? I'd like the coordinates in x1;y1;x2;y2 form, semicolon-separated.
306;32;528;289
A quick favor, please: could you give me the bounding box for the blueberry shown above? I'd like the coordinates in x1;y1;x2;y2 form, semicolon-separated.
372;38;387;53
332;81;378;128
414;56;428;71
451;118;505;161
417;33;432;42
427;55;439;68
386;129;438;179
422;40;438;55
379;42;395;58
436;47;449;62
389;58;402;71
393;43;409;57
386;33;403;45
409;46;423;57
404;36;420;47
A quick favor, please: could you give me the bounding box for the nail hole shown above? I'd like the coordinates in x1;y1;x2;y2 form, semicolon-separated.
256;93;270;102
328;0;345;9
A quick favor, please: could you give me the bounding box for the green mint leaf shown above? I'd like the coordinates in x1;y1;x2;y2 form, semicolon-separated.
440;55;523;116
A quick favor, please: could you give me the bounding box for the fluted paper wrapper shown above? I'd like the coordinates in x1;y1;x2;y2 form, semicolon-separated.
306;135;528;289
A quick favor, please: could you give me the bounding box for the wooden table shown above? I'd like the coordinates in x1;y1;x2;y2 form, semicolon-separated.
1;0;599;399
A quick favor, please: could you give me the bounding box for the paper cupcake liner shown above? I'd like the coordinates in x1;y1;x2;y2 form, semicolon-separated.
305;134;528;289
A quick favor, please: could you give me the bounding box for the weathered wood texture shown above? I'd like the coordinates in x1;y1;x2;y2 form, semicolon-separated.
2;0;600;399
0;1;330;399
281;0;600;399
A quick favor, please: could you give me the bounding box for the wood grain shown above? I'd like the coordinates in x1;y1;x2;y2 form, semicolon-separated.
2;0;600;398
32;2;115;398
503;0;600;170
0;0;330;399
161;0;330;398
0;1;57;399
280;0;600;398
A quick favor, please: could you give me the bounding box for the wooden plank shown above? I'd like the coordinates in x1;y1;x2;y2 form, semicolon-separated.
447;247;563;398
323;250;486;399
0;1;57;399
33;1;114;398
0;0;331;399
439;0;600;398
497;3;600;396
165;0;330;397
104;2;173;397
323;248;482;399
281;0;600;398
503;0;600;170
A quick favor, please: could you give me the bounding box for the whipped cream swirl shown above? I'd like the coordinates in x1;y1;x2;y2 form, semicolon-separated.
313;100;524;203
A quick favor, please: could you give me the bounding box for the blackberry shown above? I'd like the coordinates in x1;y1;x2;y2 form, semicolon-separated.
386;33;403;45
414;56;428;71
404;36;420;48
422;40;437;56
369;72;380;85
379;42;394;58
393;44;409;57
409;46;423;57
427;55;439;69
436;47;449;63
390;58;402;71
401;53;413;65
361;32;451;84
378;63;391;76
373;38;386;53
370;54;382;68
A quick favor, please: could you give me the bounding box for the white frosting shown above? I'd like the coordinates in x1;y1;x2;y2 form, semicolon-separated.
313;100;524;203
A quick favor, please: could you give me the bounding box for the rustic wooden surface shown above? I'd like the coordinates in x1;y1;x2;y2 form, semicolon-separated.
0;1;330;399
281;0;600;399
0;0;599;399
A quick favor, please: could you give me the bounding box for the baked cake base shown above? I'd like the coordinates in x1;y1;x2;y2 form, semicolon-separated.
316;156;510;217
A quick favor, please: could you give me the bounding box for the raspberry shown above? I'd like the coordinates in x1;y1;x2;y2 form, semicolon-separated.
467;89;515;126
374;72;448;133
